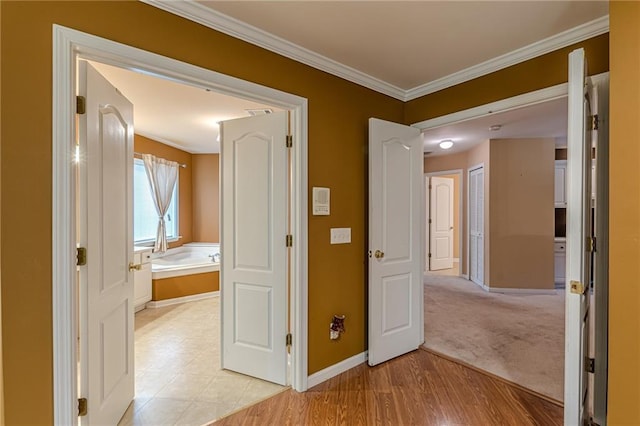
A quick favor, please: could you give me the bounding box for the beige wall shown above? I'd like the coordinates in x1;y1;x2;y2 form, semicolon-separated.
134;134;193;248
192;154;220;243
488;139;555;290
609;2;640;423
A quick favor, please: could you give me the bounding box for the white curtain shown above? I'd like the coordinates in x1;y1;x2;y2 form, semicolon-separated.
142;153;179;253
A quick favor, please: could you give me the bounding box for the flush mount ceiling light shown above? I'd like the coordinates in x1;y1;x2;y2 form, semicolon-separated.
439;139;454;150
490;124;502;131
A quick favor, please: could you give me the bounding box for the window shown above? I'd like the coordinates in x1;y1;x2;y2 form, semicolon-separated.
134;158;179;244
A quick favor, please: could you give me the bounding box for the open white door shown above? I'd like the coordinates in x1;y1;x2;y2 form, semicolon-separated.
469;166;484;286
368;118;424;366
565;48;594;425
429;176;454;271
220;111;288;385
78;61;135;425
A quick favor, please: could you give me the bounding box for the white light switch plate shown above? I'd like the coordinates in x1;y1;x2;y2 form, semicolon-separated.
330;228;351;244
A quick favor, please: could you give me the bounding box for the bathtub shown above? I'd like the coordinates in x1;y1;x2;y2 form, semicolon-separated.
150;243;221;303
151;242;220;280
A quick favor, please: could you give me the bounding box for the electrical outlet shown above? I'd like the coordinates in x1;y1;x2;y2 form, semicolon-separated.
330;228;351;244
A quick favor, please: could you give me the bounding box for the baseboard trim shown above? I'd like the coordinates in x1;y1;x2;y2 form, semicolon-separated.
453;257;460;263
307;351;368;389
486;287;557;295
461;274;469;280
145;291;219;308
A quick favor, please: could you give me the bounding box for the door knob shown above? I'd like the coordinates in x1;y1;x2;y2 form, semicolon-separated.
129;262;142;271
374;250;385;259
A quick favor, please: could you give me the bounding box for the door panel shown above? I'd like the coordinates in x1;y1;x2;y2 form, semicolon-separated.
78;61;135;425
429;177;454;270
220;111;288;385
469;167;484;285
368;118;423;367
565;47;593;425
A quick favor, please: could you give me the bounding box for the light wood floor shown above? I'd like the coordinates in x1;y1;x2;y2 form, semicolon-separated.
211;348;563;425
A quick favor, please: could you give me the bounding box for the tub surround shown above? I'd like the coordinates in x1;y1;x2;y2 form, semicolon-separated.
152;271;219;301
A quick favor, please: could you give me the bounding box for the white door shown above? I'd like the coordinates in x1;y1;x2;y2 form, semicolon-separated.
429;176;454;271
469;167;484;285
368;118;424;366
220;111;288;385
565;47;595;425
78;61;135;425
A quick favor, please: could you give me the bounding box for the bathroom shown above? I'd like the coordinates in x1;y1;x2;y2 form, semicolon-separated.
90;62;286;425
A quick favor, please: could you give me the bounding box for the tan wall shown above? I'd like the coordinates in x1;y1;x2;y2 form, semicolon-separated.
152;271;219;300
192;154;220;243
134;134;193;248
609;2;640;423
0;3;403;423
488;139;555;290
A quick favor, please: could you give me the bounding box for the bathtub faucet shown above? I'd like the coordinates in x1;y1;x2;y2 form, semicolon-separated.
209;253;221;263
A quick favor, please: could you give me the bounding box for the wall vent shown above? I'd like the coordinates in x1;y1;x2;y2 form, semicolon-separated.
246;108;274;116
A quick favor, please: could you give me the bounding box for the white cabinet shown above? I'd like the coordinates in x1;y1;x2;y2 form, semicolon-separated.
134;248;153;312
555;160;567;207
554;240;566;285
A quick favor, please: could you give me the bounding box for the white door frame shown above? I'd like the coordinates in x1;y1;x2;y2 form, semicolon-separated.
52;25;309;425
412;73;610;420
467;164;485;287
424;169;463;274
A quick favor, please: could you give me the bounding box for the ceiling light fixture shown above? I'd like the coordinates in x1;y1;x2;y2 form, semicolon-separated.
490;124;502;131
439;140;454;150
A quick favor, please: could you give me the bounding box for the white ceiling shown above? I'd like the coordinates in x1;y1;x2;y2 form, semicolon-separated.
94;1;608;154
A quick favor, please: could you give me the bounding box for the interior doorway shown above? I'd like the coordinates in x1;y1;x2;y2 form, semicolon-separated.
52;25;308;426
424;170;463;276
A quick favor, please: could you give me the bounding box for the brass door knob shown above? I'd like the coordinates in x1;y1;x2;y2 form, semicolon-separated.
374;250;385;259
129;262;142;271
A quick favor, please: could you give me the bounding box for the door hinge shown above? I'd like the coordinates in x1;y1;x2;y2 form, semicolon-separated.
587;236;596;253
428;253;432;258
286;135;293;148
286;333;292;346
590;114;599;131
429;184;432;190
76;96;86;115
585;357;595;374
286;235;293;247
570;280;585;295
76;247;87;266
78;397;88;417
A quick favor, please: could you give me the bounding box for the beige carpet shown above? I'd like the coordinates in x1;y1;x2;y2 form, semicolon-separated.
423;273;564;401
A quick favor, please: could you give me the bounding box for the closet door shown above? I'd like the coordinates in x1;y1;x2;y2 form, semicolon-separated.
469;167;484;285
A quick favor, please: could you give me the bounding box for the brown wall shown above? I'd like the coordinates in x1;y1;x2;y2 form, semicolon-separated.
489;139;555;290
192;154;220;243
0;2;403;423
134;134;193;248
609;2;640;423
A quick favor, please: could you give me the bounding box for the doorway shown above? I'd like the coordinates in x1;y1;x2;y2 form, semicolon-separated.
52;25;308;425
425;170;463;276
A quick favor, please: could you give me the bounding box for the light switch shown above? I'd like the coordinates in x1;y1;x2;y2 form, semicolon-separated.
330;228;351;244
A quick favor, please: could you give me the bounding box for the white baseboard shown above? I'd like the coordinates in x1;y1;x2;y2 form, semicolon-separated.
461;273;469;280
307;351;368;389
486;287;557;295
453;257;460;263
145;291;219;308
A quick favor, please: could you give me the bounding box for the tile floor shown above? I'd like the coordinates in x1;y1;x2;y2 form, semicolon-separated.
118;297;286;426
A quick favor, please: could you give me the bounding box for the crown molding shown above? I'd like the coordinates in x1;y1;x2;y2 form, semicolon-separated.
142;1;608;103
404;15;609;101
141;0;407;100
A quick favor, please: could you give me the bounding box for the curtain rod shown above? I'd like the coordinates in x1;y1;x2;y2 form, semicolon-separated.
134;152;187;168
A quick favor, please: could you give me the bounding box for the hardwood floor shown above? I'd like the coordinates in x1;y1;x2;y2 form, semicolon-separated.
211;348;563;425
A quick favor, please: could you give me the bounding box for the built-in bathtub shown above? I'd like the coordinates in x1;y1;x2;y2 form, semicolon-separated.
149;242;220;304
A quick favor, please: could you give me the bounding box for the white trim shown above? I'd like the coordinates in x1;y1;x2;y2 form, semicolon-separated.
53;25;309;425
486;287;557;295
142;1;608;102
307;351;367;389
412;82;569;130
145;291;219;308
405;16;609;101
141;0;406;101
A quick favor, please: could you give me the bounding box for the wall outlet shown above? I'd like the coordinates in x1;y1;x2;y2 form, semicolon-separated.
330;228;351;244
